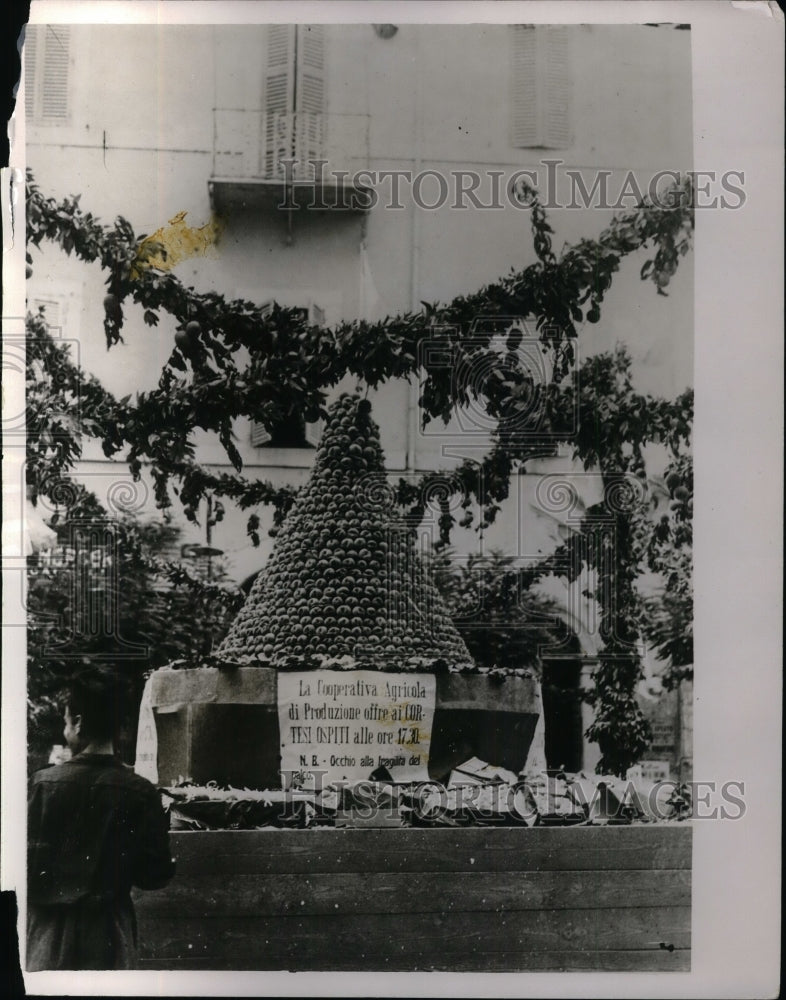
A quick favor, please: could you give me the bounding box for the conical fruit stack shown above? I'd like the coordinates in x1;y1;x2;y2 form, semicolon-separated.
218;392;474;671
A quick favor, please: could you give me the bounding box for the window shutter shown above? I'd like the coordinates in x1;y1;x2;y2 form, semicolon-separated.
295;25;326;168
24;26;39;118
264;24;296;176
25;24;71;123
510;26;539;148
542;27;571;148
42;26;71;120
297;25;325;113
304;419;323;447
265;24;295;113
250;422;273;446
510;25;572;150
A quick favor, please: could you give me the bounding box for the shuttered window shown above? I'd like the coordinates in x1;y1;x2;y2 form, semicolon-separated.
263;24;326;178
252;412;323;449
25;24;72;124
24;26;38;118
295;26;326;166
510;25;572;149
264;25;296;175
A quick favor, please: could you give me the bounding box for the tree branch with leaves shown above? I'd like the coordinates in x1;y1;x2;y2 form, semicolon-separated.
26;170;695;773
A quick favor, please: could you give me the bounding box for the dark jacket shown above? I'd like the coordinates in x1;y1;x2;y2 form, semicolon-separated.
28;753;175;907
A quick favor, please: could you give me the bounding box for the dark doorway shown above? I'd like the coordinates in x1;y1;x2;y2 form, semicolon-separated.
540;658;584;772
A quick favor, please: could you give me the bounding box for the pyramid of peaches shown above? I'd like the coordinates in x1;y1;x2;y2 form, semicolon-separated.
218;392;474;671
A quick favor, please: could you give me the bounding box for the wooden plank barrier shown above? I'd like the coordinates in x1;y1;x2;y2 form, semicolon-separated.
134;825;691;972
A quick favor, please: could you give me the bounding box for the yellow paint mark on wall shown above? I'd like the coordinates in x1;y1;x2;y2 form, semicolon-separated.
132;211;221;279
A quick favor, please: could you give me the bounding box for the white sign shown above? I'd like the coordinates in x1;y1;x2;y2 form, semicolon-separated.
277;670;436;787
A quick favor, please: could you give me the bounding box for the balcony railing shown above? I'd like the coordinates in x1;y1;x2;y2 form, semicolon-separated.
210;109;371;211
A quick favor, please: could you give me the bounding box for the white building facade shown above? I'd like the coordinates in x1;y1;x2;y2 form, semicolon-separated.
23;21;694;772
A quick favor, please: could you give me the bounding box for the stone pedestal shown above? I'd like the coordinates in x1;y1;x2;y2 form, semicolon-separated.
146;667;541;787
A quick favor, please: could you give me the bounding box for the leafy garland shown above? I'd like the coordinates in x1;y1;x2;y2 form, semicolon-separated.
26;171;694;774
26;167;693;524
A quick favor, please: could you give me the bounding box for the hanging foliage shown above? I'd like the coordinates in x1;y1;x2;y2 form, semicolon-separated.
641;452;693;687
25;176;694;532
25;170;694;774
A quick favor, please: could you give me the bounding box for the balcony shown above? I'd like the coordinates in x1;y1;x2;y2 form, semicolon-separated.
209;109;372;214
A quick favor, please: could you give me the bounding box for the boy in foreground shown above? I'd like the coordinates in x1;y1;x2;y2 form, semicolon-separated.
27;667;175;970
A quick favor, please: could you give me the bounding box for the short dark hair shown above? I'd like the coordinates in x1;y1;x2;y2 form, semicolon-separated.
65;666;126;742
